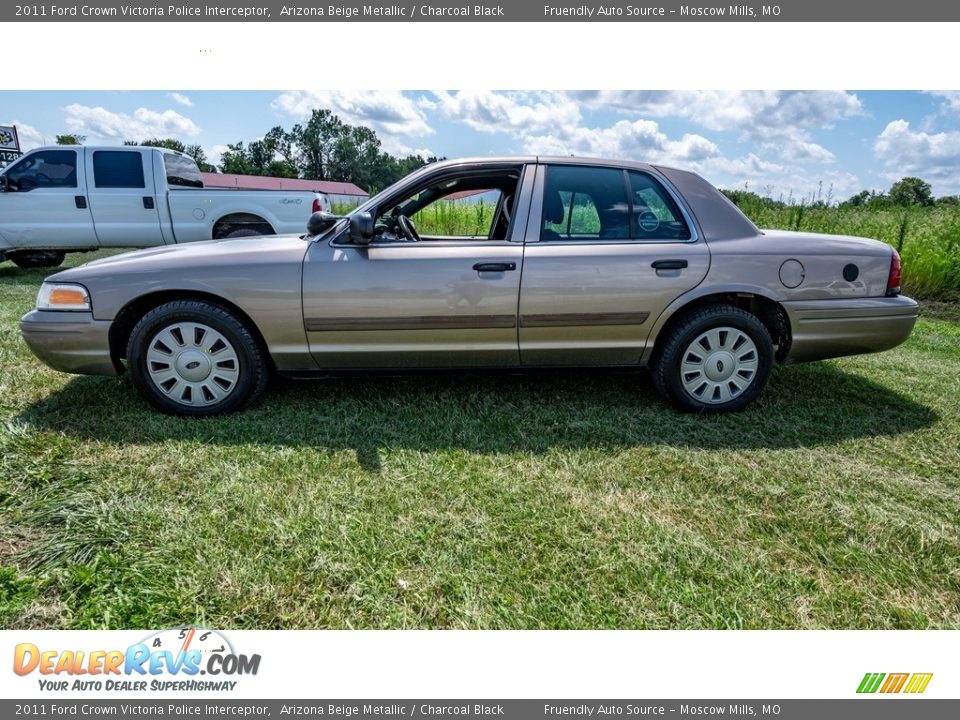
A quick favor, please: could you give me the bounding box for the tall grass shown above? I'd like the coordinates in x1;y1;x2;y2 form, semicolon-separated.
738;201;960;300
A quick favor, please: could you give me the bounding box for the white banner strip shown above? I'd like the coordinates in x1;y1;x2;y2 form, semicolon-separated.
2;630;956;699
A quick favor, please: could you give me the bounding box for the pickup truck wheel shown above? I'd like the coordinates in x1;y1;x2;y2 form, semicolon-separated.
652;304;773;413
126;300;269;416
9;250;66;268
224;228;264;239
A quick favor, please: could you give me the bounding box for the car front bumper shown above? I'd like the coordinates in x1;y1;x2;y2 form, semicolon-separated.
781;295;919;364
20;310;118;376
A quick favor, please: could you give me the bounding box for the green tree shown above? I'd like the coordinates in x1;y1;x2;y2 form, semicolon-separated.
215;110;442;191
55;134;86;145
291;109;343;180
219;142;256;175
124;138;216;172
840;190;872;208
329;125;383;189
888;177;934;207
130;137;186;153
184;144;216;173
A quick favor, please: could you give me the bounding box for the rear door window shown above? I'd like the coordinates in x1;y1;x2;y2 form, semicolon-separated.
541;165;630;241
92;150;146;189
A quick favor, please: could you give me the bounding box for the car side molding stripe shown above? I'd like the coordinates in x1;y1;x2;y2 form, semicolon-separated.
304;315;517;332
303;312;652;332
519;311;650;327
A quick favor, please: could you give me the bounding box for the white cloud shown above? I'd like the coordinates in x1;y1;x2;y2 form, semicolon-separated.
523;119;720;165
207;144;231;168
427;91;582;135
273;90;433;139
927;91;960;113
874;119;960;192
571;91;780;132
168;92;193;107
380;141;435;158
64;104;200;141
573;90;861;165
5;120;45;150
780;139;836;163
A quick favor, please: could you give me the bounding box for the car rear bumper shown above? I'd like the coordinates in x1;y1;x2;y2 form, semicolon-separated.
20;310;118;376
781;295;919;364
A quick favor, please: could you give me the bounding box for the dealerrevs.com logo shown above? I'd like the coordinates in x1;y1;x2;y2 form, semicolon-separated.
857;672;933;694
13;628;261;692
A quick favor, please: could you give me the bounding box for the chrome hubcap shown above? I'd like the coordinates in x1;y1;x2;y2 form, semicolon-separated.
146;322;239;406
680;326;759;405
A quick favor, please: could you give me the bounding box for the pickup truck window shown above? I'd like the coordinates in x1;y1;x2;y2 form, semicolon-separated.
92;150;145;189
4;150;77;190
164;153;203;188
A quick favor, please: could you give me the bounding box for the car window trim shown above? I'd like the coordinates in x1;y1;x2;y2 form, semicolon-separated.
529;163;700;245
328;163;534;249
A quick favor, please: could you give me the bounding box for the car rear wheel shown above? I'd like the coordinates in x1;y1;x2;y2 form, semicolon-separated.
126;300;269;416
652;304;773;413
9;250;66;268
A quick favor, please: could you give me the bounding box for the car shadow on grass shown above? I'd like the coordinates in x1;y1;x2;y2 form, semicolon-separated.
17;361;938;472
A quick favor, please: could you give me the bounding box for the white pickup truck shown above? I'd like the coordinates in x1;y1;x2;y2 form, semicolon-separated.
0;145;330;268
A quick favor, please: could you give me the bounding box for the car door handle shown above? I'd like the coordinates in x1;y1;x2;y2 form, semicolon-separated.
473;262;516;272
143;196;155;209
651;259;688;270
75;196;87;209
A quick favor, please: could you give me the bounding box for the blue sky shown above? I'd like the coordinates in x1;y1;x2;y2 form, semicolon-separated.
4;90;960;199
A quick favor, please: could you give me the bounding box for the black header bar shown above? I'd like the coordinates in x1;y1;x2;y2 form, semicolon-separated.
5;0;960;22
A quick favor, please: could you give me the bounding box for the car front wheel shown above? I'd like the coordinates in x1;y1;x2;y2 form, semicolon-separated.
126;300;269;416
652;304;774;413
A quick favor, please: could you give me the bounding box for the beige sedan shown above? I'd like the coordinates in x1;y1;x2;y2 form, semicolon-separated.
21;156;918;416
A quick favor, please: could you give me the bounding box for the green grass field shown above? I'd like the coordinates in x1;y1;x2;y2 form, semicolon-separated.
1;251;959;629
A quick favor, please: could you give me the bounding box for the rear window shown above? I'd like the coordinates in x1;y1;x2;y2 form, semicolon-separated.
92;151;145;189
164;153;203;188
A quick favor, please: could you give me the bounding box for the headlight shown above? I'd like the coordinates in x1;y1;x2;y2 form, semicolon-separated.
36;282;91;312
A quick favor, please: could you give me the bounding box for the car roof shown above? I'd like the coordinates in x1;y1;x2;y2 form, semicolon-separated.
424;155;671;174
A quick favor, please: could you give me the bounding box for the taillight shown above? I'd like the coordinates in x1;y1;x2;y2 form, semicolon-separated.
311;197;321;213
886;248;902;296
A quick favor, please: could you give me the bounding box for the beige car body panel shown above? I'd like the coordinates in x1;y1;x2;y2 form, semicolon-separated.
518;163;710;365
20;156;919;380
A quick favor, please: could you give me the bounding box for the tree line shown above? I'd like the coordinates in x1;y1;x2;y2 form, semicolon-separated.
723;176;960;210
53;109;442;193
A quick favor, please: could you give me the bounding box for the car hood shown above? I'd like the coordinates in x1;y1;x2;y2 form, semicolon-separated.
50;234;309;281
758;229;892;256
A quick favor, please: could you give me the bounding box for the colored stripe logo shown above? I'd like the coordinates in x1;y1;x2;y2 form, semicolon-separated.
857;672;933;694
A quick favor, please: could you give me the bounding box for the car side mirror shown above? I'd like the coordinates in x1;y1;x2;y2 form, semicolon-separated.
0;175;8;192
306;211;340;236
349;212;374;245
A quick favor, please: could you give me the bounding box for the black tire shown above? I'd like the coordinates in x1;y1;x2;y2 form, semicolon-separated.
126;300;270;417
9;250;66;268
652;304;774;413
224;228;266;239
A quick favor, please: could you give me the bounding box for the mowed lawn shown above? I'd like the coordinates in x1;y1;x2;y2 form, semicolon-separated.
1;250;959;630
